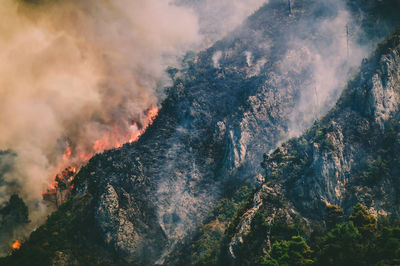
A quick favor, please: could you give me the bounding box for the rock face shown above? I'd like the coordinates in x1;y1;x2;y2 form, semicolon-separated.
71;1;367;264
228;29;400;262
7;1;400;265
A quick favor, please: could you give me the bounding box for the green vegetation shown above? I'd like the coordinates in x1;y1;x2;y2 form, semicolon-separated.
354;120;400;195
255;204;400;266
0;194;30;251
191;185;255;266
325;205;344;230
346;0;400;44
0;194;29;225
165;185;255;266
179;200;400;266
0;194;122;266
260;236;313;266
360;158;390;185
317;221;364;265
3;1;400;265
253;27;400;266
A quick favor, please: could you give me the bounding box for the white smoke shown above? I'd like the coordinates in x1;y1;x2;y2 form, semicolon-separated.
0;0;200;253
175;0;268;46
212;51;223;68
283;4;367;136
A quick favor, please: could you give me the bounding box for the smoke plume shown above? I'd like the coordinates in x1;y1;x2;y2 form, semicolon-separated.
0;0;200;252
176;0;267;46
282;1;368;137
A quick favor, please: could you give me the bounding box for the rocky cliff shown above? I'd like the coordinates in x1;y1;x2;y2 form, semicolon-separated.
70;1;364;264
2;0;400;265
226;28;400;264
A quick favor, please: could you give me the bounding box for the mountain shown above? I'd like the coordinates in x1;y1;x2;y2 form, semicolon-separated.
224;28;400;265
2;0;400;265
164;27;400;266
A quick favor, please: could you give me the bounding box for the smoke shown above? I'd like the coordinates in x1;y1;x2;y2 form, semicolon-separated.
0;0;200;253
0;0;374;257
154;0;370;260
212;51;223;68
281;1;368;137
175;0;268;46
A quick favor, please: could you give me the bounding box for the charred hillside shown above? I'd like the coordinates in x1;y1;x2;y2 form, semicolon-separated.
2;0;400;265
54;1;366;264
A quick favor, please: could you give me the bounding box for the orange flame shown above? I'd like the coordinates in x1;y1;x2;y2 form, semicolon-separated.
63;141;72;160
91;106;159;150
129;106;158;143
45;106;159;196
147;106;158;125
11;240;21;250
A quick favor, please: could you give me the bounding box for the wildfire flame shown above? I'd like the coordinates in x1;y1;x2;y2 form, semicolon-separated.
11;240;21;250
44;106;159;197
92;106;159;151
62;141;72;161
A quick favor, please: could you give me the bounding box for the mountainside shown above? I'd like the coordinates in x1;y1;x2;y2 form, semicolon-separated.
224;28;400;265
161;31;400;266
2;0;400;265
57;1;364;264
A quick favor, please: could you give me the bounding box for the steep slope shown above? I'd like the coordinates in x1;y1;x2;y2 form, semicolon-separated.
226;29;400;264
73;1;363;264
2;0;396;265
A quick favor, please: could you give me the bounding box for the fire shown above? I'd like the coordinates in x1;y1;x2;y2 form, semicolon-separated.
44;106;159;203
62;141;72;160
89;106;159;150
91;107;158;151
57;166;77;183
128;122;140;143
11;240;21;250
147;106;158;124
129;106;158;143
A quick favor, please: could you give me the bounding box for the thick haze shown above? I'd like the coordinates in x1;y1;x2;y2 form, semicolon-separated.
0;0;267;253
154;1;370;260
176;0;267;46
0;0;201;251
285;3;367;136
0;0;199;200
0;0;371;258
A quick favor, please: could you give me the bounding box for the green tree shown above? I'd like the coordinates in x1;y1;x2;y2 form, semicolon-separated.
374;227;400;265
0;194;29;225
325;204;344;230
261;236;313;266
317;222;364;266
349;203;377;238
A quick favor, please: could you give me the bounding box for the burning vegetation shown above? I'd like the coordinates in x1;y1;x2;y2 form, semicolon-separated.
11;240;21;251
42;166;77;208
42;107;159;207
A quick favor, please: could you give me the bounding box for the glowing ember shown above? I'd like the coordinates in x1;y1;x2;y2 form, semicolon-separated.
11;240;21;250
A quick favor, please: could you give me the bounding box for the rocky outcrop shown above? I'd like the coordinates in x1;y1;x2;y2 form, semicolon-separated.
228;184;279;260
95;185;140;259
228;29;400;261
6;1;400;265
68;1;367;263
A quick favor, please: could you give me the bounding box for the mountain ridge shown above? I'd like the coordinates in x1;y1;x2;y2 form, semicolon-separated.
2;1;400;265
226;27;400;264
